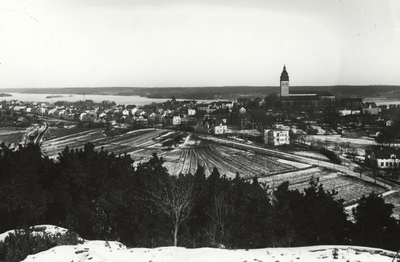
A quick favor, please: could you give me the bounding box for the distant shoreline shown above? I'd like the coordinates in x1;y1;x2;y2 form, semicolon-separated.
1;92;217;107
45;95;75;99
0;93;12;97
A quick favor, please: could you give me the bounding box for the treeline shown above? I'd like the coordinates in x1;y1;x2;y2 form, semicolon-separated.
1;143;400;251
330;85;400;98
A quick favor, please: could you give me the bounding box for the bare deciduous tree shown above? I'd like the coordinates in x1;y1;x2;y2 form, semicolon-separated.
146;174;194;246
204;194;229;247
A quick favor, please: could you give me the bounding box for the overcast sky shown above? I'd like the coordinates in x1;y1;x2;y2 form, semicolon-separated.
1;0;399;88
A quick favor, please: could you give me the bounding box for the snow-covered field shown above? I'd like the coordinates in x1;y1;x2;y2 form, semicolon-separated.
306;135;376;146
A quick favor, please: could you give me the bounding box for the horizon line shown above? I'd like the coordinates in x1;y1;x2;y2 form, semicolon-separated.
2;84;400;90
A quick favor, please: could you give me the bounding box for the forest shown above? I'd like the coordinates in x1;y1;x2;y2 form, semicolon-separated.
1;142;400;252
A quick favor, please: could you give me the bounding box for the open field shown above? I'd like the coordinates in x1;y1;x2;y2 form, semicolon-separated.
258;166;388;205
36;128;302;179
41;128;169;158
2;126;392;206
0;128;26;144
161;144;301;178
289;172;387;205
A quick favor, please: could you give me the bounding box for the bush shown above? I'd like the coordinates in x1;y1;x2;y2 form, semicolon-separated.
319;147;342;164
0;229;83;262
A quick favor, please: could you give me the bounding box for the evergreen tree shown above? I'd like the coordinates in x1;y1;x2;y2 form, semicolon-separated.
352;193;400;251
0;143;50;232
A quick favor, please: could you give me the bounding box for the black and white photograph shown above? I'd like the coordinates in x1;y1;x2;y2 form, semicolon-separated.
0;0;400;261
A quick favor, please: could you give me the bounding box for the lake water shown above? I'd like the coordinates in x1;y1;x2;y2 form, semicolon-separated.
3;92;399;107
374;100;400;106
2;93;216;106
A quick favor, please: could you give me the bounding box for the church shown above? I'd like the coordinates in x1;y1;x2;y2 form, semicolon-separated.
279;66;335;109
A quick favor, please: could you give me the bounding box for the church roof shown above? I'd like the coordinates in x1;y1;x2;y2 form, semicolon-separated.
281;96;319;101
289;90;334;97
280;65;289;81
314;91;334;96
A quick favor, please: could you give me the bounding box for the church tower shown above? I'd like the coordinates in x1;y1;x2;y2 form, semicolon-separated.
280;65;289;97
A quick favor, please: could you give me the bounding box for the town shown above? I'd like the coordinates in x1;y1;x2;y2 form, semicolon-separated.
1;66;399;170
2;0;400;260
1;66;400;261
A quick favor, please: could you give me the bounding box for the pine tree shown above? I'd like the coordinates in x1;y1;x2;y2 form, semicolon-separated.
352;193;400;251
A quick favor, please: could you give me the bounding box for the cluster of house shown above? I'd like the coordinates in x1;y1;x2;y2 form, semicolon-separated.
1;98;237;130
1;100;98;122
1;98;292;147
336;98;380;116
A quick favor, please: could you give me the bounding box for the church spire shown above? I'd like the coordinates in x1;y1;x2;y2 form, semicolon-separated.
280;65;289;81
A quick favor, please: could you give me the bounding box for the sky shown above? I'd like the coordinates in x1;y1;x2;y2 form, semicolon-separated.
0;0;399;88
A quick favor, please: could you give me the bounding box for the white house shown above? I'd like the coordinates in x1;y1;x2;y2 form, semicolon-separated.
48;108;61;117
337;108;352;116
211;120;228;135
122;109;130;116
13;105;27;113
136;115;148;125
361;102;379;115
80;111;97;122
132;108;145;116
366;148;400;169
37;107;48;115
172;115;181;126
59;110;69;119
264;129;290;146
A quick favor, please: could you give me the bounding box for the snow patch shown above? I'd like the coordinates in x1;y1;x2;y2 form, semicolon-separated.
0;225;70;242
277;159;312;169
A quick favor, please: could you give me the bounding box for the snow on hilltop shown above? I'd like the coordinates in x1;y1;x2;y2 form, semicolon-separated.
1;225;397;262
22;244;398;262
